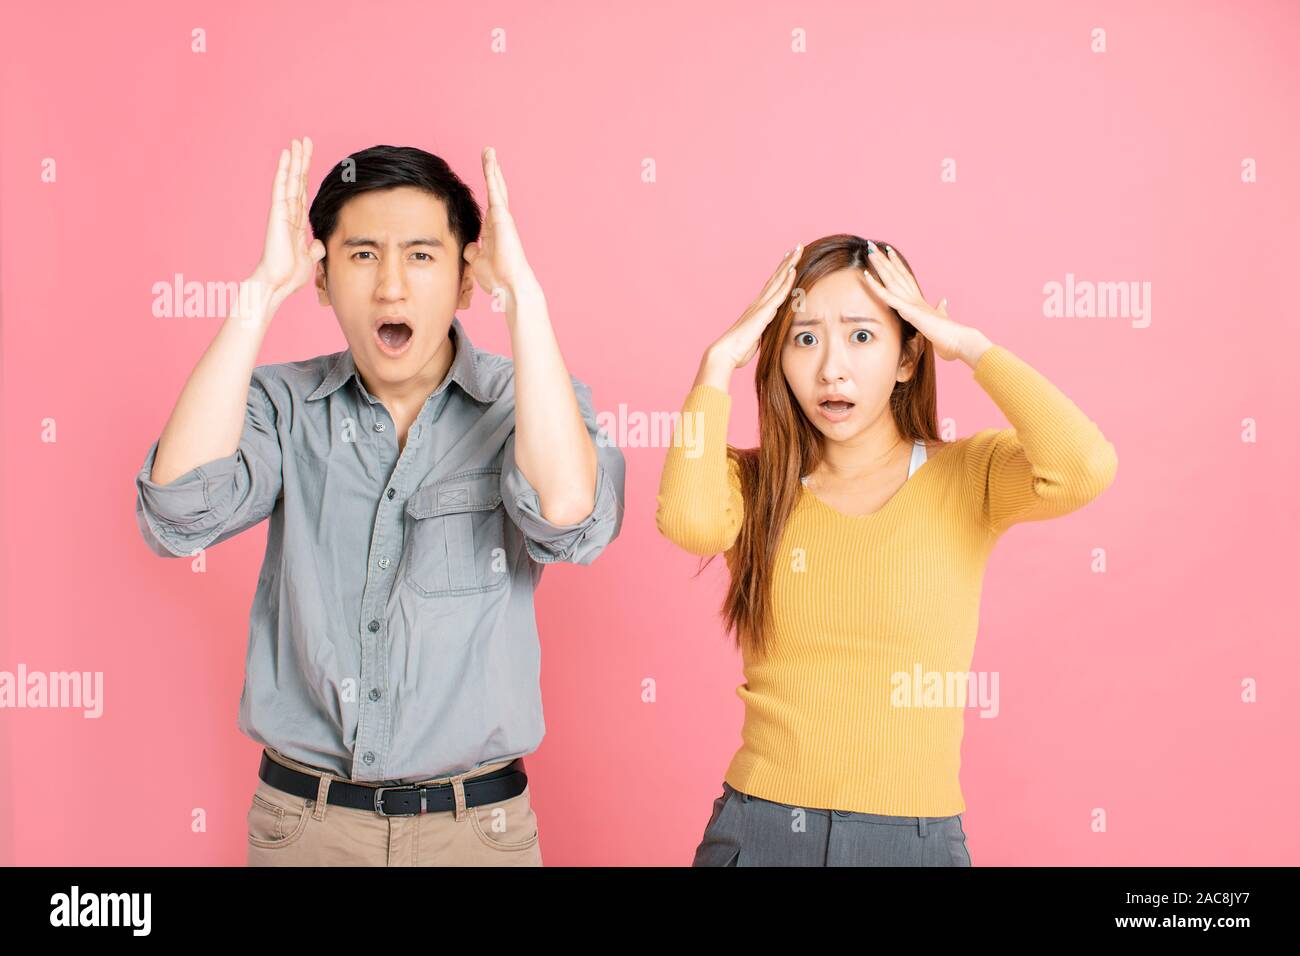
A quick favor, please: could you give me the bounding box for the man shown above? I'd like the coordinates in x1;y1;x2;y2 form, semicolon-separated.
134;138;625;866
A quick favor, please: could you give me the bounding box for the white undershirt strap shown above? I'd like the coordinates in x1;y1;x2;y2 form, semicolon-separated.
801;440;928;486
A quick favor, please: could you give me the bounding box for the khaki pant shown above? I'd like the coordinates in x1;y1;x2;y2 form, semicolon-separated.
246;748;542;866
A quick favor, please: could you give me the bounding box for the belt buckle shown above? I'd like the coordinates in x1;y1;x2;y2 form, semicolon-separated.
373;784;424;817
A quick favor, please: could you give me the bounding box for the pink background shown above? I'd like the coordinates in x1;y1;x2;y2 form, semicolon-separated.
3;0;1298;866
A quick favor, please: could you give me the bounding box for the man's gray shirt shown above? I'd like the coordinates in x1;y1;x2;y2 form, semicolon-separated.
134;316;625;783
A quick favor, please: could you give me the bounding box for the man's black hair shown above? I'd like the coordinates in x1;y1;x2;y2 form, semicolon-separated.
308;145;482;277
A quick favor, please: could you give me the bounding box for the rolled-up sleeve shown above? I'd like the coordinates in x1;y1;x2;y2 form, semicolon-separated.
134;377;283;558
500;377;625;566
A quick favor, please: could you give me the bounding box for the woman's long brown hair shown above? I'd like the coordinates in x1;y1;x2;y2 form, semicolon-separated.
702;234;942;660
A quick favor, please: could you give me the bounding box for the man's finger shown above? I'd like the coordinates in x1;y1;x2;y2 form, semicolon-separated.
483;146;510;210
270;148;290;213
482;146;502;208
298;137;313;222
493;150;510;208
287;140;302;217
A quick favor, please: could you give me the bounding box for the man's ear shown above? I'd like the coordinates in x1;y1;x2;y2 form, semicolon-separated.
456;265;475;310
315;257;330;306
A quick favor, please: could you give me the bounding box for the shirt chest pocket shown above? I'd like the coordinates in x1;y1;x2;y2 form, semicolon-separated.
402;469;509;597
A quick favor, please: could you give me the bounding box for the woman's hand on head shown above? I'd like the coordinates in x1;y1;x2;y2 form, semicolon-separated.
706;244;803;373
862;243;972;362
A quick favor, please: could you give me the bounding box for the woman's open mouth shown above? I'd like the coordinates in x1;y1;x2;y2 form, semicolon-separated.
817;399;855;423
375;319;414;358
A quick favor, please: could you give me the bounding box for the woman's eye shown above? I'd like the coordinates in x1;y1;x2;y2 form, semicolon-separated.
852;329;873;344
795;332;816;347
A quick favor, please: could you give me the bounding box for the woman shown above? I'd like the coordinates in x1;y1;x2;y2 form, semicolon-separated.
656;234;1118;866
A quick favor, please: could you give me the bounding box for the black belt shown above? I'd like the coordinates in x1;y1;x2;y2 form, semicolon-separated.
258;750;527;817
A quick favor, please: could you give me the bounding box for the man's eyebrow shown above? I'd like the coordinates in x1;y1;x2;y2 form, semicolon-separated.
341;237;446;249
790;314;883;328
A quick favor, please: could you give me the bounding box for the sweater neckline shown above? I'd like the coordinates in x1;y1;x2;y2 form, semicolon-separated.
799;440;936;521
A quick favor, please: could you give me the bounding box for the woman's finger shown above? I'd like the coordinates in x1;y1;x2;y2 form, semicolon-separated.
862;267;909;310
884;244;922;298
868;244;907;292
749;262;799;333
757;245;802;303
752;264;798;325
866;269;945;342
872;250;929;315
769;258;800;306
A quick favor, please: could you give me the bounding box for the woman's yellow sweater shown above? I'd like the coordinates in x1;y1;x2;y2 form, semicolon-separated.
655;345;1118;816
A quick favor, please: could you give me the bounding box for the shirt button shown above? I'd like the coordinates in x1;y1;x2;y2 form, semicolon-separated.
362;751;375;765
378;556;390;570
367;619;380;633
369;688;381;701
386;488;396;499
373;421;386;432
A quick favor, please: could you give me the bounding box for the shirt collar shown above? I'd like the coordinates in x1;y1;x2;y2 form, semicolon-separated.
306;315;491;404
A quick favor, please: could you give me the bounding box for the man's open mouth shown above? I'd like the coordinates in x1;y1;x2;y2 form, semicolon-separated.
375;319;414;356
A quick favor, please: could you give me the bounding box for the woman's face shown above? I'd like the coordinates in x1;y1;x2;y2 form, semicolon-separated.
779;265;916;443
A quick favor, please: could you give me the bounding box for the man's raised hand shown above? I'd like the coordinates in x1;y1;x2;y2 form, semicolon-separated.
248;137;326;318
462;146;536;303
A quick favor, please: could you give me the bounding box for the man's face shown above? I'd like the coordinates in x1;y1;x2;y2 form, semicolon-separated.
315;186;475;390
